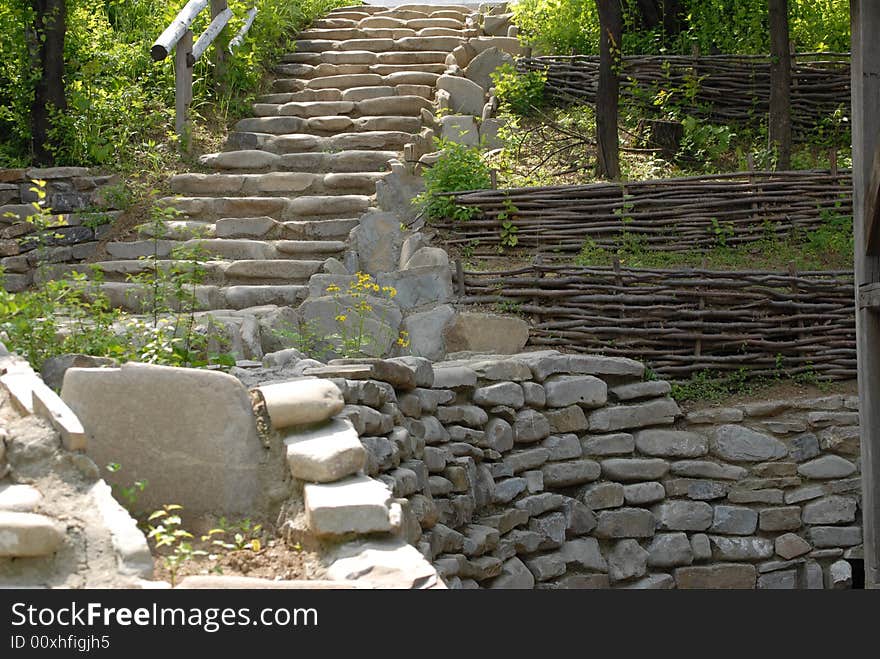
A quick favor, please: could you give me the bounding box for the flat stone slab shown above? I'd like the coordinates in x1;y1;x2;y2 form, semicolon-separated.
305;475;392;536
285;418;366;483
62;363;266;518
257;379;344;430
0;511;64;557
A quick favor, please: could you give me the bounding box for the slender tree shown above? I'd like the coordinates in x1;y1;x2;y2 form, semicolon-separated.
29;0;67;165
595;0;622;179
768;0;792;170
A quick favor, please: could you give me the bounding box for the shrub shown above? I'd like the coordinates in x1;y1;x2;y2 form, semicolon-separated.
415;138;492;222
492;64;546;116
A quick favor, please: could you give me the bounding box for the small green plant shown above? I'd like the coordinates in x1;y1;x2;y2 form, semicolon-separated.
491;64;546;116
106;463;148;511
202;517;264;552
414;138;492;223
498;198;521;250
147;504;206;587
709;218;735;247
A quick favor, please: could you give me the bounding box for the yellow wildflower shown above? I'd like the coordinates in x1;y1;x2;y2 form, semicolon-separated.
335;314;347;323
325;284;341;293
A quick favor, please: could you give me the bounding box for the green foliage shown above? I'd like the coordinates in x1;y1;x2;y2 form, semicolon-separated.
415;138;492;222
491;64;546;116
678;116;737;166
509;0;850;56
670;368;753;403
511;0;599;55
0;0;355;167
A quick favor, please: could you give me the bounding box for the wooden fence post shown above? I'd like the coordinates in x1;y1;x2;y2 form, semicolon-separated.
210;0;229;85
175;30;194;151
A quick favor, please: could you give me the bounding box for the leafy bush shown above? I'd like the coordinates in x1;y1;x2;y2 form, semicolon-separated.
492;64;546;116
415;138;492;222
509;0;850;56
0;0;355;168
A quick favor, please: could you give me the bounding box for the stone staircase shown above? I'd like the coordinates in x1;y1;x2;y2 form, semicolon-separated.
77;3;485;315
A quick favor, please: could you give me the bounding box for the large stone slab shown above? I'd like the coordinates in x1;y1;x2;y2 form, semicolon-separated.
61;363;269;518
443;313;529;354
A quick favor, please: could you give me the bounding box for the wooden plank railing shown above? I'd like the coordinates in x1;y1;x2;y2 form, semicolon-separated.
152;1;257;149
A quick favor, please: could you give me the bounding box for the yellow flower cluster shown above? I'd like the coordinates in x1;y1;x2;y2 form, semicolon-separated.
397;330;410;348
335;314;347;323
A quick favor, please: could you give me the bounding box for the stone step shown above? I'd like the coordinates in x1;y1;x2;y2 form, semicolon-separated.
201;149;396;173
233;114;421;136
96;281;309;312
305;49;448;65
256;95;431;119
44;258;325;286
293;35;466;53
106;237;345;262
269;65;445;93
169;171;384;197
304;474;393;536
257;89;342;104
311;18;358;29
285;418;366;483
157;195;372;221
280;217;360;241
215;215;361;241
227;130;413;154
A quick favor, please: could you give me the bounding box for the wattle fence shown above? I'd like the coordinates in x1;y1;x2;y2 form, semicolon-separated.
460;264;855;382
436;170;852;258
517;52;851;136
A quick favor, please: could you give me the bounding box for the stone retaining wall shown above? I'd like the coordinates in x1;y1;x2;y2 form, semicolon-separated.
273;350;861;589
0;167;122;292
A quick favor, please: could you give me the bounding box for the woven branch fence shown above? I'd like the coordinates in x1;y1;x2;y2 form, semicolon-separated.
436;170;852;258
518;52;851;135
461;265;856;382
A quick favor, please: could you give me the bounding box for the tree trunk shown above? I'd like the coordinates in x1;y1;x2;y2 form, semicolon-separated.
768;0;792;170
596;0;622;180
30;0;67;165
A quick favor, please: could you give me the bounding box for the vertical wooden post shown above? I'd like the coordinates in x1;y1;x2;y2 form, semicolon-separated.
175;30;194;151
210;0;229;86
852;0;880;589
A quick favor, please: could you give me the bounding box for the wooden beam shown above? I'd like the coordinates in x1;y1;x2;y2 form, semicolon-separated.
191;6;233;63
229;7;258;53
152;0;209;61
852;0;880;589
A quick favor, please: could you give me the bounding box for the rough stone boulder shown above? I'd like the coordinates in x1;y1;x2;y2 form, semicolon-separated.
443;312;529;354
296;293;402;358
465;46;514;91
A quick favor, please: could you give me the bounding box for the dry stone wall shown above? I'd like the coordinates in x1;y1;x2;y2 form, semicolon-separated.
246;349;862;589
0;167;122;293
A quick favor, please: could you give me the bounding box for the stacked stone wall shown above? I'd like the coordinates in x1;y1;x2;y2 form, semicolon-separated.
304;350;861;589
